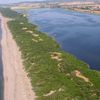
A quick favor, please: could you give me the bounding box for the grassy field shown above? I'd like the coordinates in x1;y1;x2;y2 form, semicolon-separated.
0;8;100;100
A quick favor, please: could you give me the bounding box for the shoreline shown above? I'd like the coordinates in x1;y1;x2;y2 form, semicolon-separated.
27;8;99;70
12;7;100;16
65;8;100;15
0;19;4;100
0;8;100;99
0;13;35;100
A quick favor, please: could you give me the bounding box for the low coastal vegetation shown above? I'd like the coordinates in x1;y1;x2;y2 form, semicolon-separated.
0;8;100;100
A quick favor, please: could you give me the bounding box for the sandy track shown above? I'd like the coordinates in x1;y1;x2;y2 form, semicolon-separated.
0;14;35;100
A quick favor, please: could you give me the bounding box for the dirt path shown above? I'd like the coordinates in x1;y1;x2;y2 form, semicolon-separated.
0;14;35;100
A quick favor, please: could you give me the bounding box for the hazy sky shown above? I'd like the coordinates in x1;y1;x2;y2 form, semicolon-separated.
0;0;44;4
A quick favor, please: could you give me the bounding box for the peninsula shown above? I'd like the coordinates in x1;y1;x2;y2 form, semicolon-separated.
10;1;100;15
0;7;100;100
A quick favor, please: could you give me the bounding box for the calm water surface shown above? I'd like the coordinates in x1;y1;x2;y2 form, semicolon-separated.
20;8;100;70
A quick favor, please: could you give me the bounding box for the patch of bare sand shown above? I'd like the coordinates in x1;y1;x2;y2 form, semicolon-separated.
32;34;39;37
22;27;27;30
0;13;36;100
74;70;89;82
32;38;38;43
51;52;62;61
38;37;43;42
43;90;56;96
43;88;64;97
26;30;33;34
20;22;24;25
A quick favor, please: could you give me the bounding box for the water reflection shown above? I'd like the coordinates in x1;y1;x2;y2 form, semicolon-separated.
18;8;100;70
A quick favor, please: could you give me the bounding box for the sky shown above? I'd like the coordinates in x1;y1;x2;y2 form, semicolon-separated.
0;0;44;4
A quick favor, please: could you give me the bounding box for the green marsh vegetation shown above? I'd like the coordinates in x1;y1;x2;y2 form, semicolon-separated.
0;8;100;100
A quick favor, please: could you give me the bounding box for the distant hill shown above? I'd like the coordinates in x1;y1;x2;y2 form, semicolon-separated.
1;0;100;6
45;0;100;3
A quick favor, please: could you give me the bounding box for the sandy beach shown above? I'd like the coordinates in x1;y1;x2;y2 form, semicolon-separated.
68;8;100;15
0;14;35;100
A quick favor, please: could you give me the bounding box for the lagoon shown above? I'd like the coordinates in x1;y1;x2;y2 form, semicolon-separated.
19;8;100;70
